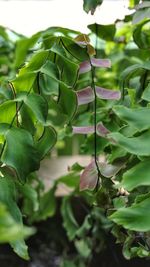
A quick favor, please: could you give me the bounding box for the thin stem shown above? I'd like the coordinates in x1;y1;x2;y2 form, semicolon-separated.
89;57;101;187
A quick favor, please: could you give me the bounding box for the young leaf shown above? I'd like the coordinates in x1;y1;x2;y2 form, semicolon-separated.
96;86;121;100
79;61;91;74
96;122;110;137
91;58;111;68
72;126;94;134
98;162;124;178
80;161;99;191
76;86;94;105
74;34;90;46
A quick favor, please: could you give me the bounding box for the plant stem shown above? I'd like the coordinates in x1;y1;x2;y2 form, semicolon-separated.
89;57;101;187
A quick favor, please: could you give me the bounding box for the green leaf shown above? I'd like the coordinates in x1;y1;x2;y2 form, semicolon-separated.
0;176;34;259
58;172;80;189
133;10;150;25
113;105;150;132
40;60;59;80
75;239;91;258
18;183;39;213
1;126;40;182
21;50;49;72
12;72;37;93
36;126;57;159
0;100;16;124
129;0;140;8
110;197;150;232
88;23;116;41
14;34;40;68
83;0;103;14
0;203;33;243
11;240;30;260
25;93;48;123
133;19;150;48
61;197;79;240
142;83;150;101
121;160;150;191
61;36;88;61
39;73;59;95
58;83;77;122
51;43;79;86
34;186;56;221
108;130;150;156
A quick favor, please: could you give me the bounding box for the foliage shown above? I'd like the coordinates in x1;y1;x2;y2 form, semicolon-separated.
0;0;150;264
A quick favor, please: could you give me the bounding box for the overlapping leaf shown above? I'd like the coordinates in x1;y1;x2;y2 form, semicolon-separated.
108;130;150;156
0;125;40;182
113;105;150;132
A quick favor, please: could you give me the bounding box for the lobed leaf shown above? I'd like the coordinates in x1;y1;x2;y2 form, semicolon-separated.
1;125;40;182
110;197;150;232
113;105;150;132
121;160;150;191
108;130;150;156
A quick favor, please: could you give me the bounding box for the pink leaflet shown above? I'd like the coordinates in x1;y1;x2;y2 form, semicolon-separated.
96;122;110;137
79;61;91;74
80;161;98;191
76;87;94;105
72;126;94;134
75;41;87;46
91;58;111;68
96;86;121;100
98;162;124;178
